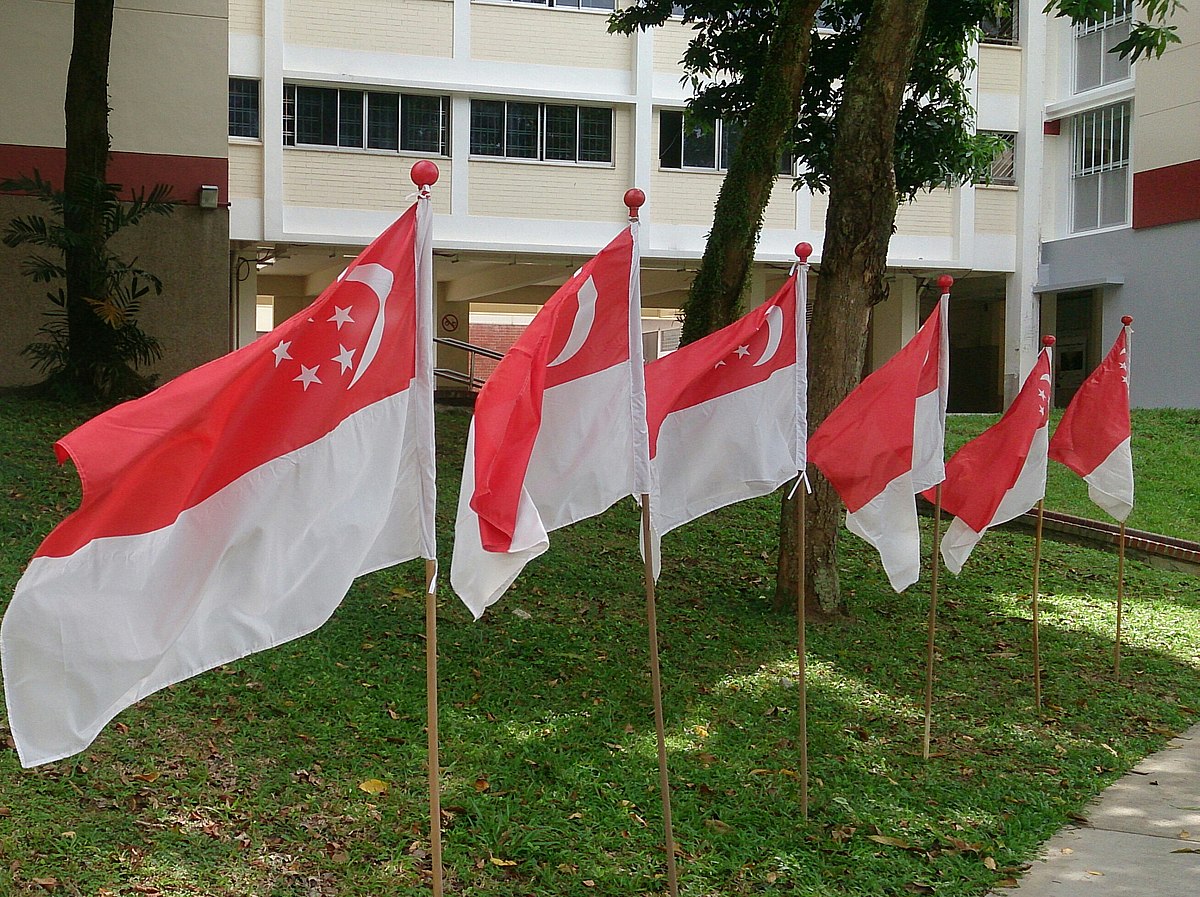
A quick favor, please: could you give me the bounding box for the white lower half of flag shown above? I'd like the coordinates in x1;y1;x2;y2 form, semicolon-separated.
451;364;637;619
846;472;922;592
910;389;946;494
1;394;429;768
1083;436;1134;522
941;426;1049;574
647;367;797;579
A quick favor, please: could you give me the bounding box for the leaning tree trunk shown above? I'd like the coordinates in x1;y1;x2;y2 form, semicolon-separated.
775;0;931;615
63;0;117;392
679;0;824;346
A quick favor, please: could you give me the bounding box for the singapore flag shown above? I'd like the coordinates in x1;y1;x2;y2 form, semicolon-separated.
451;224;648;619
1;197;436;767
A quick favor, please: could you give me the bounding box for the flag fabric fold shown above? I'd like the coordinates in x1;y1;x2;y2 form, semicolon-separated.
450;224;648;619
808;293;949;592
1;197;437;767
643;268;807;579
1048;323;1134;522
932;347;1053;573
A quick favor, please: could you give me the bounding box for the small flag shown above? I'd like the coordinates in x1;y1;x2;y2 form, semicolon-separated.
451;223;649;619
808;289;949;591
1;196;438;767
1048;321;1134;522
933;346;1053;573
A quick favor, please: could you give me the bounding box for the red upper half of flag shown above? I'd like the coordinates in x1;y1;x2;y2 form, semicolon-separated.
37;206;421;559
645;274;797;458
807;300;943;513
932;348;1051;530
1048;327;1131;477
470;227;635;552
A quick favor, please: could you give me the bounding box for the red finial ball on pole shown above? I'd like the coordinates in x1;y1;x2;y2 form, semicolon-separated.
410;160;440;189
937;274;954;295
1121;314;1134;326
796;242;813;264
624;188;646;220
1042;334;1056;347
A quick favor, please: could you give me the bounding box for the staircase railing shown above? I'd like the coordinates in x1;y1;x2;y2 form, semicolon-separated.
433;336;504;392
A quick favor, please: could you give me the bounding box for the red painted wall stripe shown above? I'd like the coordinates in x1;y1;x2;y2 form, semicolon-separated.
1133;159;1200;230
0;144;228;206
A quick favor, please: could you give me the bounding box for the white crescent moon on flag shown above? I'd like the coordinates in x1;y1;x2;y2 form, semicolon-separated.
345;263;394;388
547;275;598;368
1040;373;1052;382
753;306;783;367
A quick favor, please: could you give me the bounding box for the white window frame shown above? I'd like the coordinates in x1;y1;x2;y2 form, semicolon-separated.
1073;0;1133;94
1069;102;1131;234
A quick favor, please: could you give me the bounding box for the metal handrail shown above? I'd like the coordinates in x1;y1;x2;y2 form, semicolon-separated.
433;335;504;393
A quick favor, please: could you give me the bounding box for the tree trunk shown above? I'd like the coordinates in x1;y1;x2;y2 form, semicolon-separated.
679;0;824;346
775;0;931;615
63;0;117;391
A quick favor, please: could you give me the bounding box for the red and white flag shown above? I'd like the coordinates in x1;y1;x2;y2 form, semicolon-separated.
933;346;1053;573
451;224;649;619
643;267;807;578
807;291;949;592
1048;321;1134;522
1;196;437;767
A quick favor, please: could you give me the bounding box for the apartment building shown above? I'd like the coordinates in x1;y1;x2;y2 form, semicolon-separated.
0;0;230;388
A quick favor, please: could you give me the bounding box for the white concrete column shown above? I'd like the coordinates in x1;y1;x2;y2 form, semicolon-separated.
262;0;284;240
1006;0;1050;405
450;95;471;217
632;30;655;219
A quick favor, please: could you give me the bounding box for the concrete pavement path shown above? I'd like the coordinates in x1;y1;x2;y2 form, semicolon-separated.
989;722;1200;896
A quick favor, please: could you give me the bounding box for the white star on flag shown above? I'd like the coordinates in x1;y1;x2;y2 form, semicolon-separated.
294;364;322;391
272;340;292;367
332;345;356;373
735;345;751;358
328;306;355;330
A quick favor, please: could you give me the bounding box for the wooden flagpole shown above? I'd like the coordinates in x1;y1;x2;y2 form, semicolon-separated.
1031;499;1045;712
640;497;680;897
1030;334;1055;712
796;478;809;819
1114;315;1133;679
424;560;444;897
922;485;943;761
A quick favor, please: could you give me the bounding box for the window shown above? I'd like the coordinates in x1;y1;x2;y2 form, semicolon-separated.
283;85;449;155
508;0;615;9
984;131;1016;186
1074;0;1132;92
981;2;1018;45
1071;103;1130;232
659;110;792;174
229;78;260;139
469;100;613;163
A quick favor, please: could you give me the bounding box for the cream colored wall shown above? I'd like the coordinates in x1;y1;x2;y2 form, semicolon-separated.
2;0;226;158
653;20;693;74
650;170;720;225
1132;9;1200;172
284;150;452;214
286;0;453;56
810;191;829;232
469;159;628;221
1;1;72;147
229;0;263;35
229;143;264;198
895;190;954;236
974;188;1018;234
472;4;632;68
977;44;1022;93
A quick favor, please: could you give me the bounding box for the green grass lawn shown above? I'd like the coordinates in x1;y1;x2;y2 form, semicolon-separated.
0;395;1198;896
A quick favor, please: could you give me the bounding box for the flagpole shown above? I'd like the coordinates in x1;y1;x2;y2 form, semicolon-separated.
923;485;943;761
1114;315;1133;678
794;242;812;819
1030;335;1055;713
641;496;680;897
424;560;443;897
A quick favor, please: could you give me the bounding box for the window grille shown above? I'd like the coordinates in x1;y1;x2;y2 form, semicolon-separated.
283;85;449;155
469;101;613;164
1071;103;1130;232
229;78;260;139
981;2;1019;45
986;132;1017;186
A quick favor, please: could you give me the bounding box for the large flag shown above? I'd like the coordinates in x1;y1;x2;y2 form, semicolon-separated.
807;289;949;592
932;345;1053;574
1048;319;1134;522
1;195;437;768
643;266;807;579
451;223;649;619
